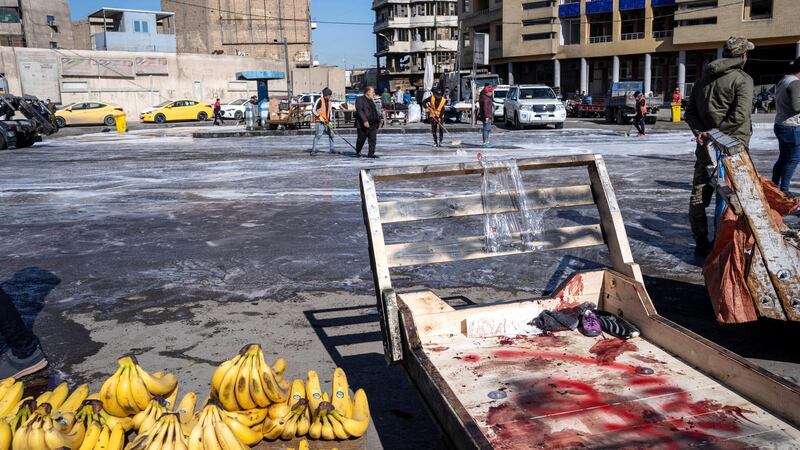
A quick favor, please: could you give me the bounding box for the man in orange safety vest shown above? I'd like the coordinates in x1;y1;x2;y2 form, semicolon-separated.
311;87;335;156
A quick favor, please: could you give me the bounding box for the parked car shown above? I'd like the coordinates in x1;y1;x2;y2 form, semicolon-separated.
504;84;566;129
220;99;249;120
140;99;213;123
492;85;510;120
55;102;123;127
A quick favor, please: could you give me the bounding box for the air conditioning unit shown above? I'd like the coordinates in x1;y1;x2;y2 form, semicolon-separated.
47;17;57;27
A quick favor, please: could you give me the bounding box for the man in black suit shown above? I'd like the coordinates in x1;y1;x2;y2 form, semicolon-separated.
355;86;380;158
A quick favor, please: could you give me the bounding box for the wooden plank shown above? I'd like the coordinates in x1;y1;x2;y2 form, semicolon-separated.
378;185;595;224
721;150;800;321
411;271;605;339
367;154;597;181
603;272;800;428
587;155;643;283
398;301;494;450
359;170;403;363
397;291;455;316
746;249;788;321
385;224;604;268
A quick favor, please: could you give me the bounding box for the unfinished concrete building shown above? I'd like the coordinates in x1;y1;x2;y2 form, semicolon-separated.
161;0;311;65
0;0;74;49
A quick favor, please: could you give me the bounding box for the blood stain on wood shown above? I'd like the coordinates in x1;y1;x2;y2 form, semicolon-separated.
463;354;481;362
428;345;449;352
555;273;585;310
589;338;638;364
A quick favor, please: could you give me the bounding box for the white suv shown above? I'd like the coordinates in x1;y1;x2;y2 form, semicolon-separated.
492;85;510;120
504;84;566;129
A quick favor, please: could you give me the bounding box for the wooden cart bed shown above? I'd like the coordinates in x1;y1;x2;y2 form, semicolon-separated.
359;154;800;449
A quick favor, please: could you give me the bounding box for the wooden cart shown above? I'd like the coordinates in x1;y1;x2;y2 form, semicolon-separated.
359;154;800;448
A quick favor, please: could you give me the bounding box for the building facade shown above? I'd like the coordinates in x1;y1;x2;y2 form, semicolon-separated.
460;0;800;101
84;8;176;53
161;0;312;65
373;0;459;91
0;0;74;49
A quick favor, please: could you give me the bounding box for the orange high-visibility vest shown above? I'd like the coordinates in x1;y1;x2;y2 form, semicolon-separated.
315;98;332;123
427;96;446;119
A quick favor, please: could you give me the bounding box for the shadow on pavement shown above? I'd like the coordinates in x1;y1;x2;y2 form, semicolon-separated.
303;304;448;449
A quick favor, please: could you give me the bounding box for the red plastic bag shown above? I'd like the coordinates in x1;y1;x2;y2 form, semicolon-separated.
703;176;799;324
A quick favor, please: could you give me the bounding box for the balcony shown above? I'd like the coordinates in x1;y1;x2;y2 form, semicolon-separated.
410;39;458;53
621;32;644;40
558;2;580;17
589;35;612;43
652;29;673;39
374;14;457;32
585;0;612;15
651;0;676;6
619;0;645;11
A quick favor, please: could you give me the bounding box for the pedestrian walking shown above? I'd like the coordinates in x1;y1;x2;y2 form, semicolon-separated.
478;85;495;147
685;36;755;257
633;91;647;136
45;98;56;114
311;87;335;156
771;57;800;193
355;86;380;158
423;89;447;147
213;98;224;126
0;287;48;378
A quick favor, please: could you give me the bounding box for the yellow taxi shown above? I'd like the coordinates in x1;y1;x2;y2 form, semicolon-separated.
139;99;214;123
55;102;124;127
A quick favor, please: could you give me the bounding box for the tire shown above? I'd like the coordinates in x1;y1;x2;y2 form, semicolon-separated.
514;112;522;130
0;134;6;150
604;109;614;123
104;115;116;127
55;117;66;128
197;111;208;121
234;111;243;120
504;111;511;127
616;109;625;125
554;122;564;129
155;113;166;124
646;116;657;125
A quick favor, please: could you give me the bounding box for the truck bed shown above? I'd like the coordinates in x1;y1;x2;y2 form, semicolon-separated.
396;272;800;449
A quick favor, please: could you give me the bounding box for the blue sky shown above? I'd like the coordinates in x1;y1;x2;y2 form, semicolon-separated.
68;0;375;67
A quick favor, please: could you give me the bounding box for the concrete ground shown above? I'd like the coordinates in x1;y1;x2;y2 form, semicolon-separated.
0;118;798;449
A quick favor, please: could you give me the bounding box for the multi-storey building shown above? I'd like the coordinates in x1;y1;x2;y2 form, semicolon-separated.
460;0;800;100
373;0;460;91
0;0;74;49
78;8;177;53
161;0;312;65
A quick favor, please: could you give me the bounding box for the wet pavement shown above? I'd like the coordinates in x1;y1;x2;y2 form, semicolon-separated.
0;124;798;449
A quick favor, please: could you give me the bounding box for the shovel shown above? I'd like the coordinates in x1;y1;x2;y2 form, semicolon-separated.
436;119;462;147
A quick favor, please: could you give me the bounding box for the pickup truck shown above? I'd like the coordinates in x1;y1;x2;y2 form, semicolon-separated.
604;82;658;125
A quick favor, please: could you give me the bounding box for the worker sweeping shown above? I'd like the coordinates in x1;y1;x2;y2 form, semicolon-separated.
311;87;335;156
423;89;447;147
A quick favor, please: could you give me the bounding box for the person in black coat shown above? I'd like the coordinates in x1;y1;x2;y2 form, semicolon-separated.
355;86;380;158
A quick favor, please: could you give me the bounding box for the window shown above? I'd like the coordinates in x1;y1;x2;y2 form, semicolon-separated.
523;1;554;9
679;0;717;9
49;41;58;49
519;87;556;99
495;25;502;42
134;21;140;32
0;8;20;23
560;17;580;45
522;32;555;41
678;17;717;26
743;0;772;19
523;17;552;26
142;21;148;32
46;15;56;26
87;103;103;109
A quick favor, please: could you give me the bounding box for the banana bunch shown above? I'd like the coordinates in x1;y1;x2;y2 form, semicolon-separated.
210;344;288;411
11;403;86;450
4;399;35;434
0;378;24;419
100;356;178;417
79;422;125;450
175;392;198;432
307;369;370;441
124;412;187;450
131;397;167;434
77;399;135;433
187;401;262;450
262;379;311;441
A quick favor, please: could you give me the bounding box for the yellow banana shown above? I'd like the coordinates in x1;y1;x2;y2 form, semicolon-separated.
0;377;14;393
295;408;310;437
213;418;246;450
116;365;136;415
257;352;288;404
0;420;10;450
99;410;134;432
176;392;197;425
351;388;370;421
327;412;349;440
305;371;323;413
271;357;286;381
0;382;23;417
44;416;86;449
187;412;207;450
247;356;271;408
320;414;335;441
57;383;89;415
261;416;285;441
128;366;152;412
97;423;112;449
45;382;70;412
135;364;177;398
268;402;290;421
233;354;257;411
27;418;47;450
107;423;125;450
331;368;352;418
280;413;299;441
288;379;305;403
218;411;260;446
222;408;267;427
35;390;52;406
298;438;309;450
211;355;241;399
202;414;222;450
77;421;102;450
307;413;322;440
11;418;28;450
164;385;179;410
99;367;128;417
216;358;242;412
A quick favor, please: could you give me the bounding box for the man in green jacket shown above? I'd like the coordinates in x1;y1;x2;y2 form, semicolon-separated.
685;36;755;258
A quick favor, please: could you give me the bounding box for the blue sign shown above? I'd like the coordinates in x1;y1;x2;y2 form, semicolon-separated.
585;0;612;14
558;2;580;17
619;0;645;10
